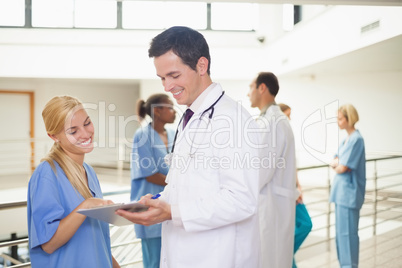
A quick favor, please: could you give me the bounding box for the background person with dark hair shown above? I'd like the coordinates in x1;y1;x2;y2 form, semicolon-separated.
117;26;261;268
248;72;298;268
131;94;176;268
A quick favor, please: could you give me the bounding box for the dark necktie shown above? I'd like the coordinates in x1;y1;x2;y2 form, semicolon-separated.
183;109;194;129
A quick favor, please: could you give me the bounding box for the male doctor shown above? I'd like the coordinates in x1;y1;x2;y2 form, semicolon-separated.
248;72;298;268
117;26;261;268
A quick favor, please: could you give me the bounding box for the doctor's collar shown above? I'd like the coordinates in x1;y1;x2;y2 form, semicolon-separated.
259;101;277;117
170;89;225;154
187;82;218;114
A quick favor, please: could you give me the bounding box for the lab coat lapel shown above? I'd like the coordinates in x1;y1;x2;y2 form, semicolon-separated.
175;84;223;150
192;84;223;119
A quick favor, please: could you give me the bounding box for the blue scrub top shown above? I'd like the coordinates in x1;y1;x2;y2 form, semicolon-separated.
130;123;174;239
330;130;366;209
27;161;113;268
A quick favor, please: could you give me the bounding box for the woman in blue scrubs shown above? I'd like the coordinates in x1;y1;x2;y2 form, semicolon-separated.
27;96;120;268
330;104;366;268
131;94;176;268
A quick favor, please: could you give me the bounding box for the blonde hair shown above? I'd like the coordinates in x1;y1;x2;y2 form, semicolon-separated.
41;96;92;199
339;104;359;127
278;103;291;113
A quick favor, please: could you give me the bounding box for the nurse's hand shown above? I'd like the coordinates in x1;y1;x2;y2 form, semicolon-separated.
329;158;339;169
115;194;172;226
334;164;351;174
42;197;114;254
77;197;114;210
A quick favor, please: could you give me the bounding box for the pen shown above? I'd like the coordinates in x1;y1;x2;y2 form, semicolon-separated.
151;193;161;199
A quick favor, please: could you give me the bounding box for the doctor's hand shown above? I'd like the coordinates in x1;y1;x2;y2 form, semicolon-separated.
115;194;172;226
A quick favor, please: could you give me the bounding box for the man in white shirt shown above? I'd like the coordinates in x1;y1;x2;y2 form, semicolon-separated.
248;72;298;268
118;26;261;268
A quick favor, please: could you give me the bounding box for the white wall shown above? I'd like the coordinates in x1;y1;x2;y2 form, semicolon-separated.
0;78;140;173
264;5;402;73
0;27;264;80
0;4;401;172
167;71;402;167
1;5;401;80
277;71;402;166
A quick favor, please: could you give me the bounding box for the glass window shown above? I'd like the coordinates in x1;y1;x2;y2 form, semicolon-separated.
32;0;116;28
123;1;164;29
283;4;294;31
211;3;258;31
75;0;117;28
123;1;207;30
0;0;25;26
32;0;74;28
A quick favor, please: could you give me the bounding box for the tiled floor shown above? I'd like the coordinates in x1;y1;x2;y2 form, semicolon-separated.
294;185;402;268
294;160;402;268
295;225;402;267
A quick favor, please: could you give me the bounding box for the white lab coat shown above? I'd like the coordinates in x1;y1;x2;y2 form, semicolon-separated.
256;105;297;268
160;84;261;268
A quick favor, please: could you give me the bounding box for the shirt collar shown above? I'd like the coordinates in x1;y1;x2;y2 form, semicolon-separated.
188;82;217;113
259;101;276;116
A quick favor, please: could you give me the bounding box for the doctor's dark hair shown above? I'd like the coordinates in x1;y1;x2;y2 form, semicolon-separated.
148;26;211;75
256;72;280;97
136;94;171;121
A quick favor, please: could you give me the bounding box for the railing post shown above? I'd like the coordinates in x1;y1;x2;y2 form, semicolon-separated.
327;166;331;251
11;233;18;262
117;140;125;184
373;160;378;236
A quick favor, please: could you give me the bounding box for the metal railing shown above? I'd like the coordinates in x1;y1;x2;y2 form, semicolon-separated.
0;137;132;177
0;189;141;268
1;155;401;267
0;238;30;268
297;154;402;253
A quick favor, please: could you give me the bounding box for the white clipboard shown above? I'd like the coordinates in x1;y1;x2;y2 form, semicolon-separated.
77;201;148;226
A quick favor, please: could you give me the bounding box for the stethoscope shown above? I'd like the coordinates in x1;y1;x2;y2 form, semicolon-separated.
168;91;225;157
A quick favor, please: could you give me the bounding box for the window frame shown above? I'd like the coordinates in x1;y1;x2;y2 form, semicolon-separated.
0;0;257;32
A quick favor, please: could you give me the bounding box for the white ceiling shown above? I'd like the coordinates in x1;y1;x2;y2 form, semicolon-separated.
6;0;399;84
253;0;402;78
149;0;402;6
281;34;402;78
62;0;402;82
137;0;402;80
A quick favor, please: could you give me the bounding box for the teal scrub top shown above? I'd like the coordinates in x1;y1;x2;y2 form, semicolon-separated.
130;123;174;239
27;161;113;268
330;130;366;209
